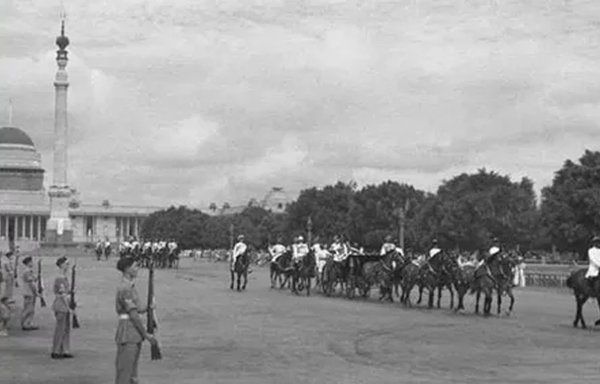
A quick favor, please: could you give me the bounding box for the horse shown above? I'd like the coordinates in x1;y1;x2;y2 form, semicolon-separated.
95;244;103;261
230;250;250;291
103;243;112;261
416;251;455;309
494;251;518;316
566;268;600;328
355;251;398;302
270;251;292;289
291;250;316;296
470;253;500;316
399;261;421;307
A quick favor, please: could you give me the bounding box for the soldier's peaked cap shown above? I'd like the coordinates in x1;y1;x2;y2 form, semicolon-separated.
56;256;68;267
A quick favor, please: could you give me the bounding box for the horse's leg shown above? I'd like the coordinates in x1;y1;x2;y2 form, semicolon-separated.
243;271;248;290
230;270;234;290
575;295;586;328
428;287;434;309
236;271;241;291
437;285;442;308
475;290;480;314
448;284;454;309
497;287;503;315
306;277;311;297
506;288;515;315
417;285;423;304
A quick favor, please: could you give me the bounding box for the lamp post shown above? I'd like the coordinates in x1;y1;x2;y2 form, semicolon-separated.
307;216;313;246
229;223;234;250
393;200;409;250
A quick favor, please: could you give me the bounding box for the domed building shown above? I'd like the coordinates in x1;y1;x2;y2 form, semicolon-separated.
0;125;158;252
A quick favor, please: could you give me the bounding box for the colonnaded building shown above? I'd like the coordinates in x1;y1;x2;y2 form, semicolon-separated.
0;125;158;252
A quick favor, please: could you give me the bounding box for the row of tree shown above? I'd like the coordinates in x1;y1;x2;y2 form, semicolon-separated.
141;150;600;258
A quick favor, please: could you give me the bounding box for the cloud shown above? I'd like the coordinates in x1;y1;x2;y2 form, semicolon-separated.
1;0;600;207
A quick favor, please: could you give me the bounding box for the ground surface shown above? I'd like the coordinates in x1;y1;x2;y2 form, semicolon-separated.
1;256;600;384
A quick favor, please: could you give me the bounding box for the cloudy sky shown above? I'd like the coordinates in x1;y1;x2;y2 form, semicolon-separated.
1;0;599;208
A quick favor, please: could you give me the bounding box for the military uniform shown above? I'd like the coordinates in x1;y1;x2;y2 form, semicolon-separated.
1;255;15;302
115;279;148;384
52;275;71;356
21;262;38;330
269;243;286;264
231;239;247;270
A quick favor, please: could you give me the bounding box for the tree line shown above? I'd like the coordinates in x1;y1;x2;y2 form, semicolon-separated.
140;149;600;259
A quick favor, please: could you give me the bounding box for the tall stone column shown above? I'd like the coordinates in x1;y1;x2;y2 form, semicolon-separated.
45;20;73;245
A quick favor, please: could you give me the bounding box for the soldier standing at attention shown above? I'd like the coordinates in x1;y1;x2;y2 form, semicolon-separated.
2;251;16;304
21;256;39;331
115;257;157;384
52;256;73;359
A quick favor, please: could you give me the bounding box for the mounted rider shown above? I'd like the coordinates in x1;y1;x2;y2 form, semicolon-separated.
330;235;349;262
380;235;404;256
585;236;600;291
428;239;442;261
230;235;248;271
292;236;310;266
269;237;287;264
312;238;331;277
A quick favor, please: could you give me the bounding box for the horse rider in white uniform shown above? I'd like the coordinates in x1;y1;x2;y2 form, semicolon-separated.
269;237;287;264
292;236;309;265
330;235;349;263
380;235;404;256
231;235;248;271
312;241;331;277
585;236;600;291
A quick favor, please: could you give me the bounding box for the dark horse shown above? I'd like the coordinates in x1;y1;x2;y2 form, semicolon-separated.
417;251;455;309
566;268;600;328
230;250;250;291
270;251;292;289
292;250;316;296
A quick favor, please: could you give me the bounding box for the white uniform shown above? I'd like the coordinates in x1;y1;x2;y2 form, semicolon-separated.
585;247;600;278
269;244;286;263
330;242;348;262
489;246;500;256
313;244;330;274
231;241;248;269
429;248;441;258
292;243;309;261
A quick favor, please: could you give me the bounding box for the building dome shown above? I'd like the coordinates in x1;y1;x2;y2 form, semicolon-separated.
0;127;36;148
0;126;43;191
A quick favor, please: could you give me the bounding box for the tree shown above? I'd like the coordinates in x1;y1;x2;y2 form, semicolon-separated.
209;202;217;212
428;169;538;251
540;150;600;257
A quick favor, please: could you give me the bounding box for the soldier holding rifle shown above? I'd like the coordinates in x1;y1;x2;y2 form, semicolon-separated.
51;256;73;359
115;257;160;384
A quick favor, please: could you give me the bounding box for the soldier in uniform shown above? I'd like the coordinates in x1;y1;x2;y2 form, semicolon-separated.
380;235;403;256
20;256;39;331
52;256;73;359
1;251;16;303
268;237;287;264
292;236;309;265
428;239;442;260
115;257;157;384
0;263;9;336
585;236;600;292
231;235;250;272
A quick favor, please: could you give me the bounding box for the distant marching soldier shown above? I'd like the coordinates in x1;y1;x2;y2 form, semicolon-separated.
115;257;157;384
51;256;73;359
21;256;39;331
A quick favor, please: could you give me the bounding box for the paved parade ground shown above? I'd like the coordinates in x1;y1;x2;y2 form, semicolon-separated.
2;256;600;384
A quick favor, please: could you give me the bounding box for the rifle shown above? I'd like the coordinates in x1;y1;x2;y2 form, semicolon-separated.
14;253;19;288
70;264;80;328
37;259;46;307
146;261;162;360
